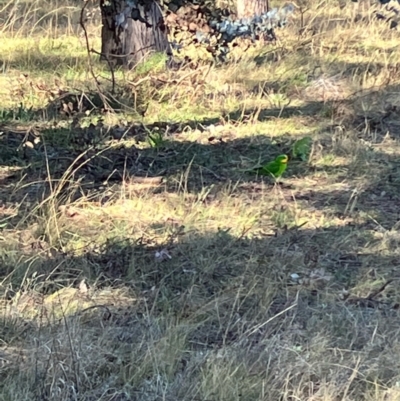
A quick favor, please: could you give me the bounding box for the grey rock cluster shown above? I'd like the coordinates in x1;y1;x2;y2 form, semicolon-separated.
172;4;296;62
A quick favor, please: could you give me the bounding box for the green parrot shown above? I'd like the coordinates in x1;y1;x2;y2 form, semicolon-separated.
291;137;312;161
252;154;289;178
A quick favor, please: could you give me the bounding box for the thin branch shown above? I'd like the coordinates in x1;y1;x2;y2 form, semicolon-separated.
79;1;113;106
90;48;116;94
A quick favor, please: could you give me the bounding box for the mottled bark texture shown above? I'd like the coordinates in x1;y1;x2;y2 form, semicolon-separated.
236;0;268;18
100;0;171;68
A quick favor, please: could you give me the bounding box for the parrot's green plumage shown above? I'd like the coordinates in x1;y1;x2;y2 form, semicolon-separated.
252;154;289;178
292;137;312;161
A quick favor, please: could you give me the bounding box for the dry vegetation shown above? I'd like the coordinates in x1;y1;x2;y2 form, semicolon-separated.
2;0;400;400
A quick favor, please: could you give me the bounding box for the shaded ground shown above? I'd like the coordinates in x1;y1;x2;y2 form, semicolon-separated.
2;78;400;230
1;224;400;401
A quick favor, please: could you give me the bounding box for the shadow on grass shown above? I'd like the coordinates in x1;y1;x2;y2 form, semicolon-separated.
0;124;326;226
1;220;400;400
1;73;400;228
0;221;393;340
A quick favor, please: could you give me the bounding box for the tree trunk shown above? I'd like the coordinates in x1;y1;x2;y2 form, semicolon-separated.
100;0;171;68
236;0;268;19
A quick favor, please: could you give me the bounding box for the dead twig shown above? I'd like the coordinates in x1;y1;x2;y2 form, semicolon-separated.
79;0;113;106
90;48;116;94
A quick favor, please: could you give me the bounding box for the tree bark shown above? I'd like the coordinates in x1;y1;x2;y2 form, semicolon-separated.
236;0;268;19
100;0;171;68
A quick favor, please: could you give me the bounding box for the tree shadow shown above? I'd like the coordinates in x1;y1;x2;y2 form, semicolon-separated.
1;59;400;231
2;217;400;400
1;219;394;331
295;157;400;230
0;107;392;231
0;121;326;227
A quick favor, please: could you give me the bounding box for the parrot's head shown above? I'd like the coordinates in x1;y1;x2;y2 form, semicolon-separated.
276;154;289;164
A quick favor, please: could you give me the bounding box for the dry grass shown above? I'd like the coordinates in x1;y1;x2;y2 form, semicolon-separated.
2;0;400;400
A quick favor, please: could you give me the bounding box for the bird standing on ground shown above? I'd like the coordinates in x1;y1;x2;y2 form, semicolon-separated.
252;154;289;178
